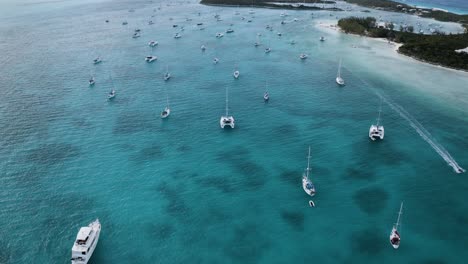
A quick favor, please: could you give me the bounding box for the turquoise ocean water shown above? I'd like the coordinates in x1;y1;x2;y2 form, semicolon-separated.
0;0;467;263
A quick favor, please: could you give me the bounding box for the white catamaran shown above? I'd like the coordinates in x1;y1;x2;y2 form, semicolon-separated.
369;99;384;140
71;219;101;264
220;86;235;128
302;146;316;196
389;202;403;249
336;59;345;86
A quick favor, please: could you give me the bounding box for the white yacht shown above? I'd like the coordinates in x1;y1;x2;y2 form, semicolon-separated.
336;59;345;86
108;89;116;100
148;41;158;47
226;28;234;33
369;100;384;140
302;146;316;197
174;33;181;39
71;219;101;264
233;69;240;79
164;65;171;81
213;57;219;64
220;87;235;129
216;32;224;38
299;53;308;60
161;93;170;119
320;36;325;41
265;47;271;53
263;81;269;101
389;202;403;249
88;76;95;86
93;57;102;64
145;55;157;62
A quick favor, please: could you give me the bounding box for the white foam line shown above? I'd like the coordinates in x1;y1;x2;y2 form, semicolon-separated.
352;73;465;174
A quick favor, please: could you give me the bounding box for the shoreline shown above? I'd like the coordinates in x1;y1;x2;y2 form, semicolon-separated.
317;22;468;73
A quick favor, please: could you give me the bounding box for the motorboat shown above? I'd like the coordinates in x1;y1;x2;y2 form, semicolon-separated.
93;57;102;64
299;53;308;60
216;32;224;38
122;21;128;25
145;56;157;62
71;219;101;264
148;41;158;47
302;147;316;197
133;32;140;38
174;33;181;39
161;107;170;118
213;57;219;64
108;89;116;100
89;76;95;86
226;28;234;33
389;202;403;249
265;47;271;53
233;70;240;79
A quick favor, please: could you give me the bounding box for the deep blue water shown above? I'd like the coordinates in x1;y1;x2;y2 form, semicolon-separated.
396;0;468;14
0;0;467;263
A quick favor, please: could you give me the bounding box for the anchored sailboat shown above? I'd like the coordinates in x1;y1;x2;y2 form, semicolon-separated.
336;59;345;86
302;146;316;196
369;99;384;140
220;86;235;128
389;202;403;249
263;81;269;102
161;90;170;119
164;65;171;81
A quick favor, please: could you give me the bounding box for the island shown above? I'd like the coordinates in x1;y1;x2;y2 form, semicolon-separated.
338;17;468;71
200;0;342;11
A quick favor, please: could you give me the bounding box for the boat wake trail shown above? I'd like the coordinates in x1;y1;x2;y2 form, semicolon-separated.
356;76;465;174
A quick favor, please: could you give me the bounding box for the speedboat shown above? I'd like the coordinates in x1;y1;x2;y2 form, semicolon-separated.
201;45;206;51
93;57;102;64
164;72;171;81
148;41;158;47
265;47;271;53
233;70;240;79
174;33;181;39
216;33;224;38
299;53;308;60
89;77;95;86
133;32;140;38
145;56;157;62
226;28;234;33
108;89;116;100
71;219;101;264
213;57;219;64
369;124;384;140
263;92;269;101
320;36;325;41
161;107;170;118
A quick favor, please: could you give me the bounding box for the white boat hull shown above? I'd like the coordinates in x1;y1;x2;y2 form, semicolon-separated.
369;125;384;140
336;77;345;86
389;227;400;249
302;176;315;197
220;116;235;128
71;220;101;264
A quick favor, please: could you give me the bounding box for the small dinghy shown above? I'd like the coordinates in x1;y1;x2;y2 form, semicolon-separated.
309;200;315;207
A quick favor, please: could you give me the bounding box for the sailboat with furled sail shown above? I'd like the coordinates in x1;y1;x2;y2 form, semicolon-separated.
302;146;315;196
336;59;345;86
389;202;403;249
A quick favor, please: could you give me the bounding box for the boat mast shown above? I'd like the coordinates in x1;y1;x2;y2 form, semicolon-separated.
306;146;311;177
377;98;382;126
395;202;403;229
338;59;342;78
225;86;229;116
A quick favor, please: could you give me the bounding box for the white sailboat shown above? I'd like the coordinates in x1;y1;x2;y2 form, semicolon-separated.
299;53;308;60
88;76;95;86
302;146;316;196
263;81;269;101
220;86;235;129
389;202;403;249
233;65;240;79
369;99;384;140
161;92;170;119
336;59;345;86
108;75;116;100
71;219;101;264
164;65;171;81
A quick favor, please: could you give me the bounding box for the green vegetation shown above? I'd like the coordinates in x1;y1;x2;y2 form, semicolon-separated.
344;0;468;25
200;0;341;11
338;17;468;71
